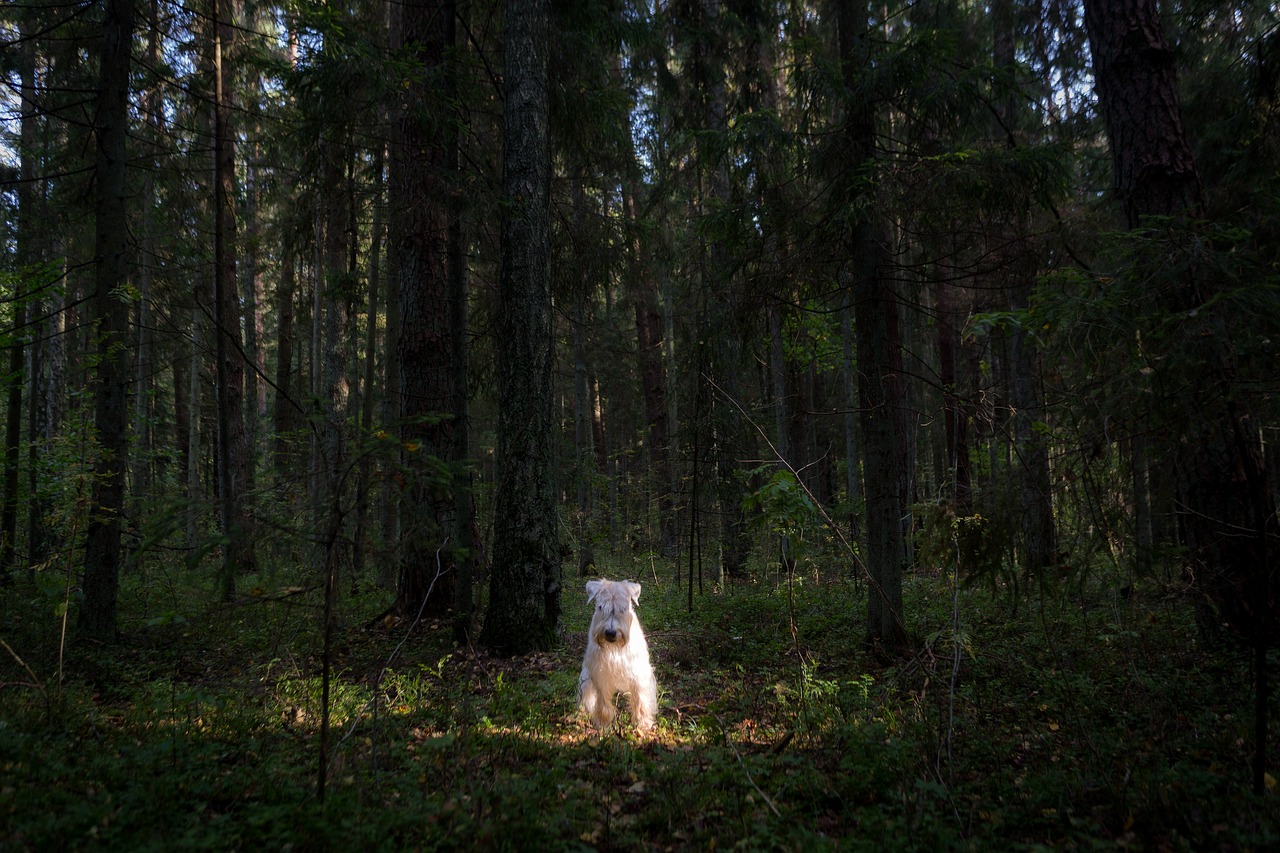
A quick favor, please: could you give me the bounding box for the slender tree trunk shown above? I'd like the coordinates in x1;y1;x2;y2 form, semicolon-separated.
447;116;474;641
570;180;594;577
1009;276;1055;578
625;184;675;558
683;0;747;582
380;32;403;590
993;0;1054;580
840;290;862;542
315;143;352;597
572;290;595;577
185;300;203;550
213;0;255;598
242;156;262;497
354;148;385;585
3;14;38;581
273;248;297;478
23;33;53;578
482;0;559;654
79;0;135;642
935;278;971;509
127;0;163;575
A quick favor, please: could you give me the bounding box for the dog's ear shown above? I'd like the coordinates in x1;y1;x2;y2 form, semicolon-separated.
585;579;602;603
625;580;642;606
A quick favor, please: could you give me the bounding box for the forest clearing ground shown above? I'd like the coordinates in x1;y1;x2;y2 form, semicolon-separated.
0;560;1276;850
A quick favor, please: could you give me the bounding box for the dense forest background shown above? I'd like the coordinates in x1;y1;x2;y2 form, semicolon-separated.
1;0;1279;848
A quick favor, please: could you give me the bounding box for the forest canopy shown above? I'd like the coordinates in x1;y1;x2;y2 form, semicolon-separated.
1;0;1278;848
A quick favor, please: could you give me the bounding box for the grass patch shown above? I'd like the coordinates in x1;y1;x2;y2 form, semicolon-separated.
1;559;1276;850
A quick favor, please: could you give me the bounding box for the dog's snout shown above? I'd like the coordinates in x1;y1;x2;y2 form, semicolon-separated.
604;629;618;642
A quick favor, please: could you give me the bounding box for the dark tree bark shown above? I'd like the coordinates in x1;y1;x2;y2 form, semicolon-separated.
213;0;255;599
625;185;676;559
1082;0;1204;231
481;0;560;654
1008;275;1056;579
391;0;460;620
272;247;297;477
836;0;909;652
79;0;135;642
1083;0;1279;794
353;148;385;587
2;12;38;581
935;279;971;509
131;0;162;512
993;0;1056;582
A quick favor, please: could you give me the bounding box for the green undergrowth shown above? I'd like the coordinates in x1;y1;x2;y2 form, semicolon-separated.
0;561;1276;851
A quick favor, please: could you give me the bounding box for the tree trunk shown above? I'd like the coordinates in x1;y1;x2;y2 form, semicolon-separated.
79;0;135;642
391;0;460;619
3;14;38;582
994;0;1054;581
626;184;676;559
840;290;862;542
185;299;204;551
318;152;354;590
353;147;385;586
272;248;297;478
242;155;263;498
572;284;594;578
1009;276;1055;579
1082;0;1204;231
213;0;255;599
935;279;971;510
837;0;909;652
481;0;559;654
1083;0;1279;794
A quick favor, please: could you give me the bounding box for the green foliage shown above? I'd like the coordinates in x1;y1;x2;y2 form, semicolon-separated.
913;498;1017;595
2;548;1278;851
742;465;817;545
1034;219;1280;432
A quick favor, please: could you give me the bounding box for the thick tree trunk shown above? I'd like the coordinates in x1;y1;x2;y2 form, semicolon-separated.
481;0;559;654
1082;0;1204;231
837;0;909;652
391;0;460;619
79;0;135;642
1083;0;1278;794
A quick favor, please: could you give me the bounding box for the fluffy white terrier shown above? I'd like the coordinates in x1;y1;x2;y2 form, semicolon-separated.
577;579;658;732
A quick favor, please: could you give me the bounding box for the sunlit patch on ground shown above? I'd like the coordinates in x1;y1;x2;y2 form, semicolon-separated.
0;572;1276;850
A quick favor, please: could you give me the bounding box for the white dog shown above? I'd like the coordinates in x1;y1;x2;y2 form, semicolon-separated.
577;579;658;732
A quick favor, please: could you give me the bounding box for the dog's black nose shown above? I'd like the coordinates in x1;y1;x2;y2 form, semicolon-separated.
604;629;617;642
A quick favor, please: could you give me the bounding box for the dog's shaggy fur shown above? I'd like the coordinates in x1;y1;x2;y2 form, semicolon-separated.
577;579;658;732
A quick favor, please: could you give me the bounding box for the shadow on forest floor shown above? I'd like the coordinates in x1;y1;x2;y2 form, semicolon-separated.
0;561;1276;851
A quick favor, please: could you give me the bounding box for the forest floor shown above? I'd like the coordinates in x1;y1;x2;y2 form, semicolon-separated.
0;554;1276;851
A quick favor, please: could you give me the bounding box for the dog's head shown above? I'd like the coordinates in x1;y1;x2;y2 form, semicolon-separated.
585;579;642;647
